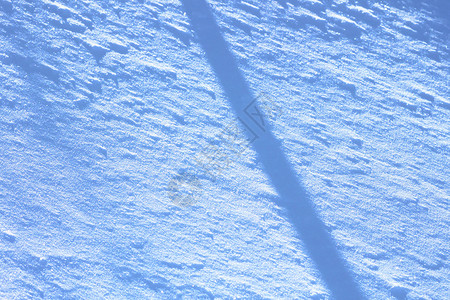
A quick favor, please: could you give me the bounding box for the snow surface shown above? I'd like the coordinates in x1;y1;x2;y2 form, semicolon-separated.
0;0;449;299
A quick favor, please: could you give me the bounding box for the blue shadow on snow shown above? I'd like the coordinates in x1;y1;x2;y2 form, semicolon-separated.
181;0;365;299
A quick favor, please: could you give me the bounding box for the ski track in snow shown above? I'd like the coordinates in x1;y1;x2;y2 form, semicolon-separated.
0;0;449;299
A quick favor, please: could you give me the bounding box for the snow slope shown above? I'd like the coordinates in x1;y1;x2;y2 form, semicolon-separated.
0;0;448;299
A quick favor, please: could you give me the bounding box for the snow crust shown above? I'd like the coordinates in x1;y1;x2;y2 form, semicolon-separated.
0;0;448;298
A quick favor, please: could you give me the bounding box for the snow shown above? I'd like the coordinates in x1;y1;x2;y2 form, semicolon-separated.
0;0;449;299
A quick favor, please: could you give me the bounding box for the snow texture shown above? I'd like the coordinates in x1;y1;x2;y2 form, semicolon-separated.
0;0;449;299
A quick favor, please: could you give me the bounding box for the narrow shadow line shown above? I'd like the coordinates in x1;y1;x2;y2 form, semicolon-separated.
181;1;365;299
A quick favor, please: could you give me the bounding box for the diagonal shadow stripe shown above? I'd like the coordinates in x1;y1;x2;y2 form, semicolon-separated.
181;0;365;299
